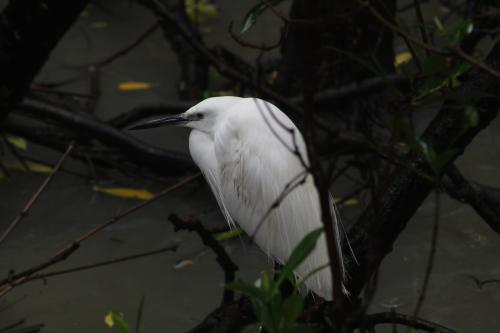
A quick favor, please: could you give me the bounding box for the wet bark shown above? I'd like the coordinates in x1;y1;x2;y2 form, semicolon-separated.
347;39;500;299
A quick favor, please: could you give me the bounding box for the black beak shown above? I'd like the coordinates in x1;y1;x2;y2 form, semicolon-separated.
128;114;188;130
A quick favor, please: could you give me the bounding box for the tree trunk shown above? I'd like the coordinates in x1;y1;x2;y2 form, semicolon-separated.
0;0;89;114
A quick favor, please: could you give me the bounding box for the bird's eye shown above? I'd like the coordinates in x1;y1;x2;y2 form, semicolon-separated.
194;113;204;120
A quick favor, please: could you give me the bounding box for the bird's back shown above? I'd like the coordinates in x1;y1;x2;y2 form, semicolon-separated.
189;97;339;300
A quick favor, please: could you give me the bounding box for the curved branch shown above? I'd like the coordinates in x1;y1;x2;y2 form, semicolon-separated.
14;98;196;175
443;165;500;234
168;214;238;305
108;74;407;130
363;312;457;333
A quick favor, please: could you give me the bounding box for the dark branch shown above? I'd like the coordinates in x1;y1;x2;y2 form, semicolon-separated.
362;312;457;333
0;142;74;247
0;174;200;296
27;245;178;282
13;98;196;175
0;0;89;113
443;165;500;234
168;214;238;305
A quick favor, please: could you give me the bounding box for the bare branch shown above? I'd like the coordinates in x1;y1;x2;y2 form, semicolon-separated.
168;214;237;305
0;173;200;297
347;39;500;298
0;142;74;247
27;245;178;282
13;98;196;175
413;191;440;317
443;165;500;234
362;312;457;333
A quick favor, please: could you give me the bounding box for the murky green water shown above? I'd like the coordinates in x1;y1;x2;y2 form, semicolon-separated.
1;1;499;332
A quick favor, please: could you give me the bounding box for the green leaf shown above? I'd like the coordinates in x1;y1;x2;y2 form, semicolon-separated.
422;54;447;75
282;294;304;325
464;105;479;129
419;141;436;165
214;227;244;241
240;0;287;34
276;228;323;286
92;21;108;29
429;149;459;174
450;61;472;80
178;80;187;91
260;271;274;292
417;55;472;100
433;16;444;33
226;280;268;301
104;311;131;333
185;0;219;23
449;18;474;46
6;135;27;150
295;263;330;289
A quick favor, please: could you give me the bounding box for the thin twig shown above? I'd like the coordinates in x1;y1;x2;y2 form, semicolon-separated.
413;190;440;317
413;0;430;56
141;0;334;133
95;23;160;68
452;45;500;79
83;66;101;114
0;173;200;296
249;170;308;241
228;21;284;51
60;173;201;249
26;245;178;282
30;85;93;99
356;0;446;55
2;324;44;333
466;275;500;289
0;142;74;247
357;0;500;79
168;214;237;305
0;320;25;333
363;311;457;333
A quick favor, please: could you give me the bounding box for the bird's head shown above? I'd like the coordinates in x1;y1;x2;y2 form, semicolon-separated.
128;96;242;134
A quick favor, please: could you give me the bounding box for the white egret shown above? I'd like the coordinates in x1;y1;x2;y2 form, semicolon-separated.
130;97;346;300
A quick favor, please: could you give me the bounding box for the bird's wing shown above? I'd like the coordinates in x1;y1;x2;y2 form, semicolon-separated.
188;130;237;230
203;97;348;300
212;99;331;262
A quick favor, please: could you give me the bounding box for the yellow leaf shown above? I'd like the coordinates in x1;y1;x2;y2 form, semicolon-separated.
185;0;219;23
28;162;53;173
104;312;114;328
394;51;412;67
80;9;90;18
433;16;444;33
4;161;53;173
173;259;193;270
214;227;244;241
92;21;108;28
333;197;359;206
94;186;155;200
6;135;27;150
118;82;153;91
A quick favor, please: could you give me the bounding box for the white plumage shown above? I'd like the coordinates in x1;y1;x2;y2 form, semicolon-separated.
131;96;345;300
